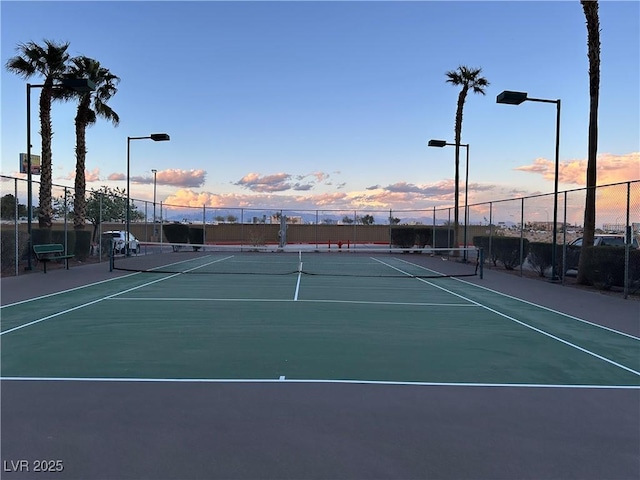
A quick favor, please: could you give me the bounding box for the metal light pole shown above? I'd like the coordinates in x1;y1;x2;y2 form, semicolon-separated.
428;139;470;261
126;134;170;255
497;90;561;281
25;79;95;270
152;169;158;240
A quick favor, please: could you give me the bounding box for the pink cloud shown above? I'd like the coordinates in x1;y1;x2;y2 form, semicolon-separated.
132;169;206;188
514;152;639;185
235;171;336;193
60;168;101;182
235;172;292;192
85;168;100;182
108;173;125;181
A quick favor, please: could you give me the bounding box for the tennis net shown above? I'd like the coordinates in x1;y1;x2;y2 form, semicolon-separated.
110;242;483;279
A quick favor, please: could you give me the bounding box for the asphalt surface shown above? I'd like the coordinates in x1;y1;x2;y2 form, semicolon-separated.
1;257;639;479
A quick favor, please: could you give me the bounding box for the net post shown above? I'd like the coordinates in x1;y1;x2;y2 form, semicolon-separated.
479;248;484;279
109;240;114;272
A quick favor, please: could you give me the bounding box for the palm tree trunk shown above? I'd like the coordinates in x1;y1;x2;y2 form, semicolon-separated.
453;87;468;248
74;99;90;231
38;88;54;229
577;0;600;284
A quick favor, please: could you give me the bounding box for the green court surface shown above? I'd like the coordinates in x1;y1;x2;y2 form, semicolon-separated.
2;252;639;387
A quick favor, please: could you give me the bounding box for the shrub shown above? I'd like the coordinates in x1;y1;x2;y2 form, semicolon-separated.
163;223;189;244
491;237;529;270
390;226;443;249
391;227;421;248
581;247;640;290
51;230;76;255
527;242;551;277
473;236;498;267
1;229;28;275
32;228;53;245
74;230;92;260
188;227;204;251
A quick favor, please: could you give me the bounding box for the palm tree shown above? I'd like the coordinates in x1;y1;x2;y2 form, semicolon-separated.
65;56;120;232
445;65;489;247
5;40;71;228
577;0;600;285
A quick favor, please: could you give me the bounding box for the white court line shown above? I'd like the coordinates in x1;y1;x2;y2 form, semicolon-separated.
373;257;640;377
107;297;477;307
1;253;222;310
0;255;234;336
0;376;638;389
294;262;302;301
0;271;142;309
453;276;640;341
395;257;640;342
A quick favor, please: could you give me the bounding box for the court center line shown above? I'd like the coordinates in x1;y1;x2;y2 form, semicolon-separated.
294;262;302;301
0;256;234;336
373;258;640;377
1;376;638;389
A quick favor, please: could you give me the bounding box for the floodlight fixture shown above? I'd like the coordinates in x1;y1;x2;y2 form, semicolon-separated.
496;90;528;105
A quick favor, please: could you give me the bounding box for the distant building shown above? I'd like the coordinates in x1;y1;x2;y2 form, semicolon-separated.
269;214;302;224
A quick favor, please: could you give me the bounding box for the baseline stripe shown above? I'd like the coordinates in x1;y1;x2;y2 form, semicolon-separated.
1;377;638;389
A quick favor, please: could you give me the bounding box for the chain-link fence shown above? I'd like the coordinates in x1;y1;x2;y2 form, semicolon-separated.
2;175;638;295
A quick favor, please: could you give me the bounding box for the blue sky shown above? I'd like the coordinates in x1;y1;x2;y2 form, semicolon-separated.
1;0;639;215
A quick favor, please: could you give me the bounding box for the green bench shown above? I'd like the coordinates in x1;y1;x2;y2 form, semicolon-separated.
33;244;74;273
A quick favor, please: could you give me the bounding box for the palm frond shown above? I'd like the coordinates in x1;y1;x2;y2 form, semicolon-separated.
5;56;36;78
5;40;70;81
66;55;120;126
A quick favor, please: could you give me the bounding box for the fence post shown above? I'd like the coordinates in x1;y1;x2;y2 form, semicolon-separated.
389;209;392;248
519;197;525;277
98;192;103;262
144;201;148;243
562;192;567;285
432;206;436;248
64;187;69;256
203;205;206;251
160;202;164;247
448;208;452;249
624;182;631;299
353;210;357;249
14;178;19;275
489;202;493;263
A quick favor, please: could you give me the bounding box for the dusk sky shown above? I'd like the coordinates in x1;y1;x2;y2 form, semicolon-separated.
1;0;639;218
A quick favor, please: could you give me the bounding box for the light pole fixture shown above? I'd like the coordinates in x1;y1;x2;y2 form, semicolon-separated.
428;139;470;261
25;78;96;270
152;169;158;240
497;90;561;281
126;134;170;255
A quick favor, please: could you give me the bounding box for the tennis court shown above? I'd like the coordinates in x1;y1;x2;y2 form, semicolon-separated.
2;248;639;479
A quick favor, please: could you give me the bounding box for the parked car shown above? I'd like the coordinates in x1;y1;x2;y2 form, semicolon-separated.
564;233;639;276
568;234;639;249
102;230;140;254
